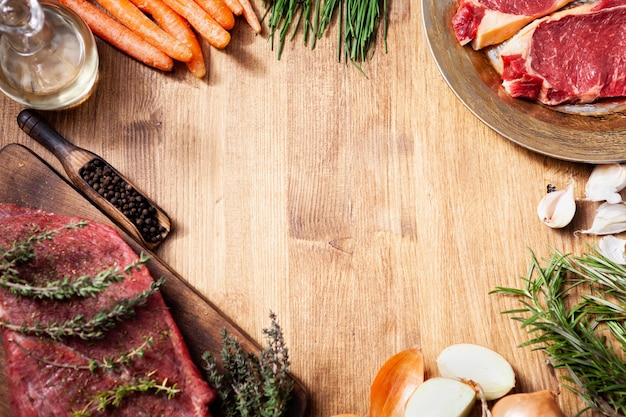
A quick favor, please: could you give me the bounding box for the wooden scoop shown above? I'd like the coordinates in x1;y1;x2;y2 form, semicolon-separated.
17;109;171;250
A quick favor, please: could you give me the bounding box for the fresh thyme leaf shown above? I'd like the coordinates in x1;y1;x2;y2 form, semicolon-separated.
72;374;180;417
0;221;88;276
2;263;127;300
492;248;626;417
11;335;154;373
262;0;387;69
0;277;165;340
203;312;294;417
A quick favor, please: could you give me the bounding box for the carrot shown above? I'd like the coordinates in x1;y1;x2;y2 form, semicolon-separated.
161;0;231;49
223;0;242;15
238;0;261;33
193;0;235;30
95;0;193;62
131;0;206;78
58;0;174;71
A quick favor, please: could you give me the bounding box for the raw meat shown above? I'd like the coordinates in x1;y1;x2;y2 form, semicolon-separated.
0;203;215;416
452;0;572;49
499;0;626;105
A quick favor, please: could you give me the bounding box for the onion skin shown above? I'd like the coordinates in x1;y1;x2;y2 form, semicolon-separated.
369;347;424;417
491;391;566;417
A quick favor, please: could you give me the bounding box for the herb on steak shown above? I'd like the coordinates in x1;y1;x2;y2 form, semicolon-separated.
492;248;626;416
203;311;294;417
11;334;155;373
73;373;181;417
0;277;165;340
1;252;150;300
0;220;87;268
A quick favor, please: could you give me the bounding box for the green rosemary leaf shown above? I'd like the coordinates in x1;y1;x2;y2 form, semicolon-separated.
493;248;626;416
1;277;165;340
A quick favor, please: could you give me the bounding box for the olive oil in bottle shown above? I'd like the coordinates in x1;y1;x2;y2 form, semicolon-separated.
0;0;98;110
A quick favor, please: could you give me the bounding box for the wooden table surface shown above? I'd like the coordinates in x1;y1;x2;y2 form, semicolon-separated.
0;1;609;416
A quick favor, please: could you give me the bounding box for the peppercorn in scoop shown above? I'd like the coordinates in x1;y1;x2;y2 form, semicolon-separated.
80;158;167;245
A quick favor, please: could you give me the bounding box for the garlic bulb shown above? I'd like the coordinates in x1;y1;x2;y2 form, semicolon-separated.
537;183;576;228
436;343;515;401
598;235;626;265
403;377;476;417
585;163;626;204
579;202;626;235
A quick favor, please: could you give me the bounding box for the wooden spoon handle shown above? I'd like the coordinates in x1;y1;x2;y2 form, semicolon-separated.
17;109;80;162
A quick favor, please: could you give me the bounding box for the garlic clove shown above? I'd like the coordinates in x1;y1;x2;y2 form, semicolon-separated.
491;390;566;417
403;377;476;417
436;343;515;401
598;235;626;265
537;183;576;228
369;347;424;417
585;163;626;204
579;202;626;235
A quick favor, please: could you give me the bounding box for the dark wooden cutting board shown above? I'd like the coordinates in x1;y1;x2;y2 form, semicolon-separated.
0;143;307;417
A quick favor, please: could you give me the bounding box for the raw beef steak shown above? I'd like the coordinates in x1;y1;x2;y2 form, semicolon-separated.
452;0;571;49
499;0;626;105
0;203;215;416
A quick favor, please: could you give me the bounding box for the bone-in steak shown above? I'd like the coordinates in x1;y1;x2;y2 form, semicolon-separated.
452;0;571;49
499;0;626;105
0;203;215;416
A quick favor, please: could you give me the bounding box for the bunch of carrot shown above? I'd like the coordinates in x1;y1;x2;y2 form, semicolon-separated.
59;0;261;78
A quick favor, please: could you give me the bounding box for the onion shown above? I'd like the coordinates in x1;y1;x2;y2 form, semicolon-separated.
491;391;566;417
403;377;476;417
369;347;424;417
436;343;515;400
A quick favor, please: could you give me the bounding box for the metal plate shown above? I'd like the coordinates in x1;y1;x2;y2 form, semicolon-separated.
422;0;626;163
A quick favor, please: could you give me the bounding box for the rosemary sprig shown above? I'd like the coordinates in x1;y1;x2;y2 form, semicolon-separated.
72;373;180;417
262;0;387;69
1;277;165;340
492;248;626;417
203;312;294;417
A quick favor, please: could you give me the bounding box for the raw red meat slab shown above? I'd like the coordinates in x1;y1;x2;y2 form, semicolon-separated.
452;0;571;49
500;0;626;105
0;203;215;416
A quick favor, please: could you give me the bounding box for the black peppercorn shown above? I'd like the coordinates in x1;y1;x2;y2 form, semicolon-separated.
79;158;166;244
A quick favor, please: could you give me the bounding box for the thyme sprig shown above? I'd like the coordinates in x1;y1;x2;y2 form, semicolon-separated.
0;220;87;269
0;277;165;340
11;335;154;373
262;0;387;69
203;312;294;417
0;253;151;300
492;248;626;417
1;219;150;300
72;373;180;417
